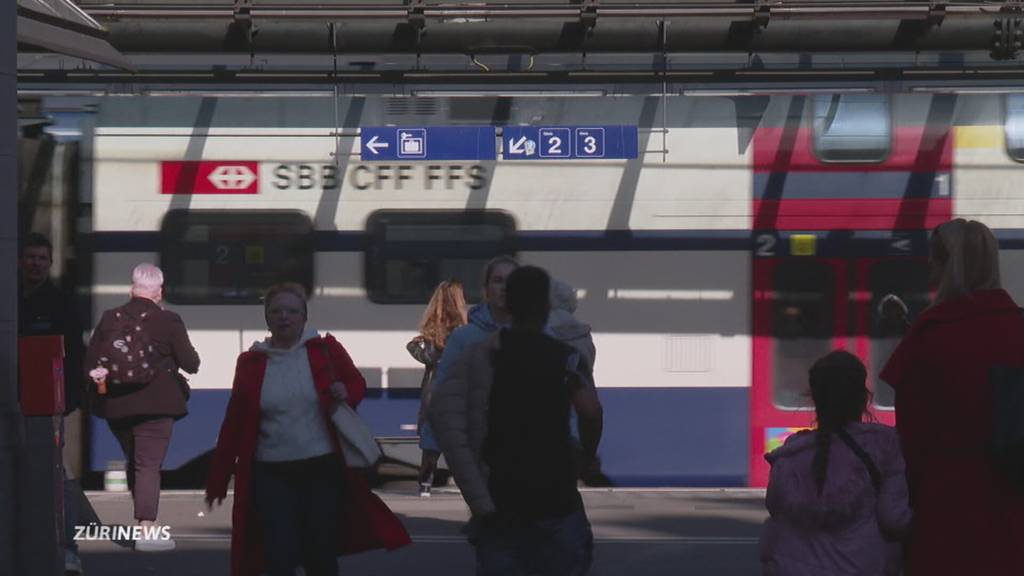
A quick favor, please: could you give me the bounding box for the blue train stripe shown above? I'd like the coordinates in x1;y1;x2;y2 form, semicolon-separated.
85;229;1024;255
596;388;749;487
89;387;750;487
86;229;754;253
515;230;751;252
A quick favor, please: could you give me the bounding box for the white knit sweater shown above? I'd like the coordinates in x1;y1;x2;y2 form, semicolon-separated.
253;328;334;462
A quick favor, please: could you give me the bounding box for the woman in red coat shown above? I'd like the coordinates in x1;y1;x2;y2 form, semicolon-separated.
881;219;1024;575
205;283;410;576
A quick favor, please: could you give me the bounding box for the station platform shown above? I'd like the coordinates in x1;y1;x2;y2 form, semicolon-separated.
76;487;766;575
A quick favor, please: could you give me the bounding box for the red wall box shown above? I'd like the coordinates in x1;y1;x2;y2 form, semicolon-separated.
19;335;65;416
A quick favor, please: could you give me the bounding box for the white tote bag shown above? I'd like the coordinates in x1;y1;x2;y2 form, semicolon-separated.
330;403;382;468
321;338;382;468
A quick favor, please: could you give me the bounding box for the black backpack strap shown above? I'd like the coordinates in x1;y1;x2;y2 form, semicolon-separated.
836;428;883;493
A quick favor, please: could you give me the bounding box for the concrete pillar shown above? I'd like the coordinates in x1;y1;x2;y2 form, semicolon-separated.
0;5;22;574
15;417;63;576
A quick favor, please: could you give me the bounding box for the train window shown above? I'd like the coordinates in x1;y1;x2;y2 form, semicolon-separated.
160;210;314;305
867;259;930;408
365;210;516;304
1005;94;1024;161
812;94;891;163
772;261;835;409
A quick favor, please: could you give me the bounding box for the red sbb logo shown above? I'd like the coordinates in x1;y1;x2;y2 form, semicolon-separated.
161;161;259;194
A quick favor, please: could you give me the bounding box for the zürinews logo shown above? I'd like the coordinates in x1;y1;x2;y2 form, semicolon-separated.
74;523;172;542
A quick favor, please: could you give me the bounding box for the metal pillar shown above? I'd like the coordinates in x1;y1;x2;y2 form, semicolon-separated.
0;4;22;574
2;9;62;575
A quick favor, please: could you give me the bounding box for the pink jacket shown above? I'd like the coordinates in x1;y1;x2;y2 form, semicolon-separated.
760;422;911;576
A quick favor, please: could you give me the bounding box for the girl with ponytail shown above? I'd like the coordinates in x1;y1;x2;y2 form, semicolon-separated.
760;350;911;576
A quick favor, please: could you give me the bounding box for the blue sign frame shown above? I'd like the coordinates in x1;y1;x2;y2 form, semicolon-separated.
360;126;497;161
503;126;639;160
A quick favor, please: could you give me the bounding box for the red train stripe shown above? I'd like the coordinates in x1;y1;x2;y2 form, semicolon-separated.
753;126;952;173
752;198;953;230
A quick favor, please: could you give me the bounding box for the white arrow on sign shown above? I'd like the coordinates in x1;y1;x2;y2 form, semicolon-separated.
892;238;911;252
508;136;529;155
365;135;389;155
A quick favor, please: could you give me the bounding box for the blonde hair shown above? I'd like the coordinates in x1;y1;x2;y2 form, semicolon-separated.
931;218;1001;304
419;280;468;348
130;263;164;300
263;282;308;319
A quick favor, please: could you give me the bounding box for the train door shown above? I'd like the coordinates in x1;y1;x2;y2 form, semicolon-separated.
750;232;929;487
852;256;931;412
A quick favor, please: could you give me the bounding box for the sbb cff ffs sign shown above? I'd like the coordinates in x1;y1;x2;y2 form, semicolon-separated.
162;161;259;194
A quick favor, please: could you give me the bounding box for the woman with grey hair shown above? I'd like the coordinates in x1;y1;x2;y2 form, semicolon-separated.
548;279;596;376
86;263;200;551
880;219;1024;575
548;278;610;485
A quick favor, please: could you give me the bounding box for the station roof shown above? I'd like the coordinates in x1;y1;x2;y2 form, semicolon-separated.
17;0;134;69
45;0;1024;58
14;0;1024;90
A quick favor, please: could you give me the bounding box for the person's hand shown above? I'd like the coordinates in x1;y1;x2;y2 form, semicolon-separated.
89;367;108;383
464;512;505;544
204;494;222;512
329;381;348;404
581;455;613;487
90;368;109;395
879;294;910;327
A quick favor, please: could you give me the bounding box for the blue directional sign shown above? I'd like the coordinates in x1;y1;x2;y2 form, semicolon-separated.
503;125;639;160
360;126;497;161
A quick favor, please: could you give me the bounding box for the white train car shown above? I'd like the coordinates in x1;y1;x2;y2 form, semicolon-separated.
72;91;1024;487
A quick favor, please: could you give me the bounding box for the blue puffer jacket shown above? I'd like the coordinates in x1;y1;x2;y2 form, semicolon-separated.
433;303;506;393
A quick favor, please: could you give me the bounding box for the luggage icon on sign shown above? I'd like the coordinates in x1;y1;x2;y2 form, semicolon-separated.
398;129;427;158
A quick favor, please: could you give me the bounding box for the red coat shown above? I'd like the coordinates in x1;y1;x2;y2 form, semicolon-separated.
205;334;411;576
881;289;1024;575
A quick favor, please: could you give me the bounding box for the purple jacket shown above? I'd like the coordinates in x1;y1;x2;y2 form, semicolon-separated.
760;422;911;576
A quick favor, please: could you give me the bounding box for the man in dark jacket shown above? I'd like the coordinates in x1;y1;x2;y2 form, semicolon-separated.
86;263;200;552
434;266;603;576
18;232;86;573
19;232;83;413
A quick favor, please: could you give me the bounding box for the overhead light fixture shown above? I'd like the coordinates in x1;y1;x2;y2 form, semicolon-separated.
410;89;607;98
735;70;876;77
17;89;110;97
141;90;335;98
909;86;1024;94
681;90;751;97
751;87;875;95
686;87;876;96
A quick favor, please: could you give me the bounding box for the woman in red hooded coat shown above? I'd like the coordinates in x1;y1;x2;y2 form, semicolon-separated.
205;283;410;576
881;219;1024;576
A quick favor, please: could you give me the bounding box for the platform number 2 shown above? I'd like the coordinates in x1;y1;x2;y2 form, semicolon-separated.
756;234;776;257
215;245;230;264
547;136;563;155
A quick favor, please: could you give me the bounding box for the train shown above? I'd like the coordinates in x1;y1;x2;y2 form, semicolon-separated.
18;89;1024;487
